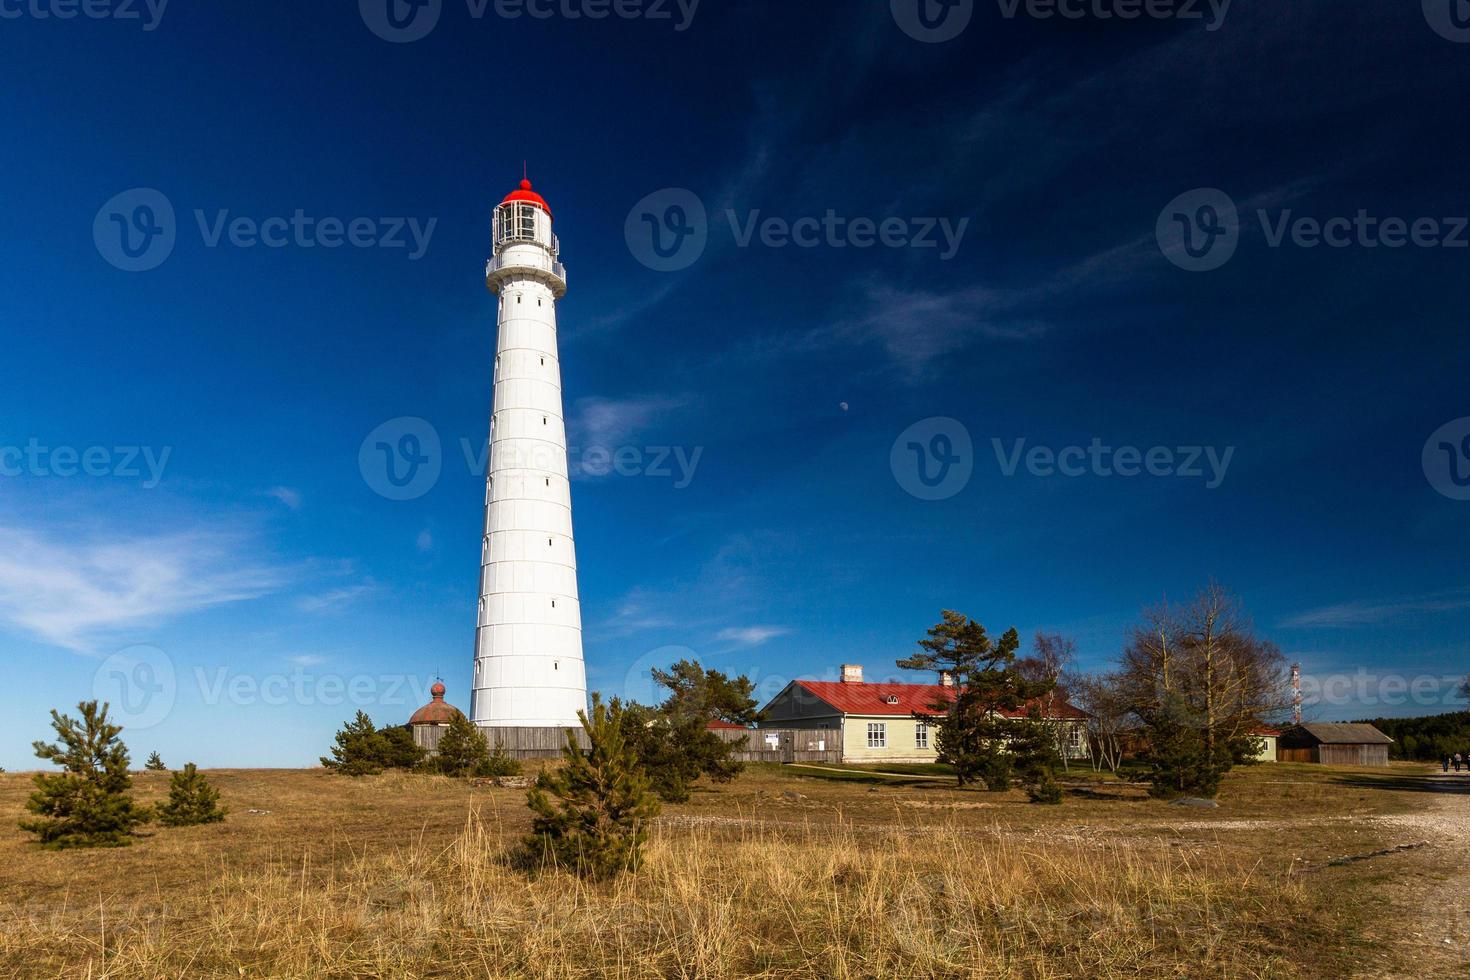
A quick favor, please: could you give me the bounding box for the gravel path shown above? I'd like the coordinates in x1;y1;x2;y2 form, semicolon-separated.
1362;772;1470;977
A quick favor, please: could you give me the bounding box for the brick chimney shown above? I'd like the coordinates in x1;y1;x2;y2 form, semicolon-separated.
840;664;863;684
939;670;954;688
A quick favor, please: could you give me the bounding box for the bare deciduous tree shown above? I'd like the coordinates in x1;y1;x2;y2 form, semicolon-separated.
1069;671;1131;773
1019;632;1079;770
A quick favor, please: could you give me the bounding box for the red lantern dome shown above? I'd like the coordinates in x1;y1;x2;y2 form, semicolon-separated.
501;178;552;220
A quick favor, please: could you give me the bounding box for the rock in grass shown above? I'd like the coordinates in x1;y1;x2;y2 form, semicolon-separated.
1168;797;1219;808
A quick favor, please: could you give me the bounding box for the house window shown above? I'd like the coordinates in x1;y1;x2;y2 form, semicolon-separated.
1067;725;1082;749
867;723;886;748
915;723;929;750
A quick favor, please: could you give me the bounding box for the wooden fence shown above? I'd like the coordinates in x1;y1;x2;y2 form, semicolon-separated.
712;728;842;764
480;725;842;763
480;726;588;759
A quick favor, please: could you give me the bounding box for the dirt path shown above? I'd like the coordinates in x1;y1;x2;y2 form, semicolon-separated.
784;763;953;780
1362;771;1470;977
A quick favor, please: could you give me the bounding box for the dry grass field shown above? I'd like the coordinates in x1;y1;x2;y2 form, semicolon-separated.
0;761;1463;979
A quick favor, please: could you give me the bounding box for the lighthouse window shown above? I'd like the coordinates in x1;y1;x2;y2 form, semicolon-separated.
517;295;521;304
542;416;547;425
540;357;544;365
517;204;536;238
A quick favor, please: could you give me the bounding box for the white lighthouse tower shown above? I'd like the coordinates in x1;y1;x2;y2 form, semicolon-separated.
470;177;587;730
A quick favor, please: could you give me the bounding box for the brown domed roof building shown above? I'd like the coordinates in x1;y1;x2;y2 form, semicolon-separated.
410;681;462;755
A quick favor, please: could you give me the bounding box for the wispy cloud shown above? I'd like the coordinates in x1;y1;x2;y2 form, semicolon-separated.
1280;589;1470;629
416;529;434;552
0;525;289;652
568;395;688;448
715;625;790;649
296;584;377;614
824;283;1049;382
265;486;303;511
597;593;678;639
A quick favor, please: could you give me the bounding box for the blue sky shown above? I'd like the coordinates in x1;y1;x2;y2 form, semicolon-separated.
2;1;1469;768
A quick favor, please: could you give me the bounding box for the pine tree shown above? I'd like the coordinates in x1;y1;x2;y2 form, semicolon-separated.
20;701;151;849
899;613;1054;790
482;739;522;778
434;711;491;777
1011;708;1063;804
518;695;660;880
1140;696;1229;799
144;751;167;771
321;711;390;776
619;660;761;803
382;724;427;770
157;763;228;826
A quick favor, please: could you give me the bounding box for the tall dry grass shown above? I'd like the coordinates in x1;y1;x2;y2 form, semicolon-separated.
0;805;1304;979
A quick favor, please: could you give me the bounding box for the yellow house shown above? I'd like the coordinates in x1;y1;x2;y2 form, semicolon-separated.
1248;726;1281;762
758;664;1089;765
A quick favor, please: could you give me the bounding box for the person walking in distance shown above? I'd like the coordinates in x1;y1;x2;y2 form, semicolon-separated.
1445;754;1452;773
1456;752;1464;773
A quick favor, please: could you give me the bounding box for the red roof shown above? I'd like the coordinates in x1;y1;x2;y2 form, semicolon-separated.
706;719;747;730
1249;726;1283;737
409;683;461;725
793;680;1087;721
501;178;552;220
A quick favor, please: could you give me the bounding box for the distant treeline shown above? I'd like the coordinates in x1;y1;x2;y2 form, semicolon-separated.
1354;711;1470;761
